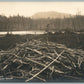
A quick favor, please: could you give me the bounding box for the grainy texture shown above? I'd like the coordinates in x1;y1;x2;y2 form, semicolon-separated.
0;39;84;82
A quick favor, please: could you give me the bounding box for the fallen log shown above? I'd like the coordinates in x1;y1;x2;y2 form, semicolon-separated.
26;47;42;55
13;53;64;74
29;73;46;82
25;50;64;82
1;39;84;82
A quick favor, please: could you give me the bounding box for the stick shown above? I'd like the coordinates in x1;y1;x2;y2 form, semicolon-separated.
13;53;64;73
25;50;64;82
26;47;42;55
29;73;46;82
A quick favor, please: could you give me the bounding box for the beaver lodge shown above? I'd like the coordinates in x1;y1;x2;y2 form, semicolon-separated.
0;39;84;82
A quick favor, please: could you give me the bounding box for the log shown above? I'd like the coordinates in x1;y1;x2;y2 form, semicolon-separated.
2;65;8;70
13;53;64;74
19;69;46;82
25;50;64;82
26;47;42;55
29;73;46;82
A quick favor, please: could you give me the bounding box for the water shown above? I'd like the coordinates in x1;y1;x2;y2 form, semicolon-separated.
0;75;84;82
0;78;84;82
0;30;45;35
0;78;25;82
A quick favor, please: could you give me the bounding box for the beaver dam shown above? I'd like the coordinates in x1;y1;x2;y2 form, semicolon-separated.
0;39;84;82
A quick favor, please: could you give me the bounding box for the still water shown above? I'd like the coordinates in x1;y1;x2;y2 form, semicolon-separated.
0;77;84;82
0;31;45;35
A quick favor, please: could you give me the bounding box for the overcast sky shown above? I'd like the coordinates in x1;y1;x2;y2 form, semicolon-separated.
0;2;84;17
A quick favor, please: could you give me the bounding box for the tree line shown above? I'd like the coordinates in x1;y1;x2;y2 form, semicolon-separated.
0;14;84;32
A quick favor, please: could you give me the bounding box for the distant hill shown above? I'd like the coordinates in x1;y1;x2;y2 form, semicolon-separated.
31;11;72;19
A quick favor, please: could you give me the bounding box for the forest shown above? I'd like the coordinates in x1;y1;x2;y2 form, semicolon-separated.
0;14;84;32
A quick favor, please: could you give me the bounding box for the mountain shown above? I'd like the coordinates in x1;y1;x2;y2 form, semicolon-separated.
31;11;72;19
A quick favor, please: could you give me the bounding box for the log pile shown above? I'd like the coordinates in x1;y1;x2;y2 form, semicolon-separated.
0;39;84;82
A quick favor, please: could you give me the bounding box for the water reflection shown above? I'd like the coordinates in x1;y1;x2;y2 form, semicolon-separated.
0;31;45;35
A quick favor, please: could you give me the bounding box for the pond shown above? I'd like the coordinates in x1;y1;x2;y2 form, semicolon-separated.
0;31;45;35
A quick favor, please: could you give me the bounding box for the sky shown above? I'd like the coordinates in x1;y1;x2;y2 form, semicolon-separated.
0;2;84;17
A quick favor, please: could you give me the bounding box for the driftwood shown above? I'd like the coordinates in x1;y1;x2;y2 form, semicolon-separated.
26;50;64;82
0;40;84;82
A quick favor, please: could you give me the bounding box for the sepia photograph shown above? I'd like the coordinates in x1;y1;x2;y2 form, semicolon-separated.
0;1;84;82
